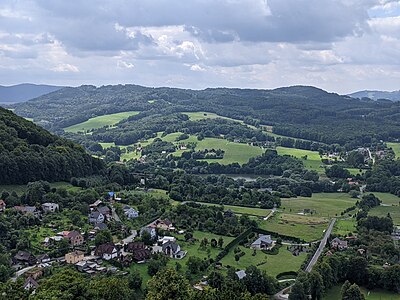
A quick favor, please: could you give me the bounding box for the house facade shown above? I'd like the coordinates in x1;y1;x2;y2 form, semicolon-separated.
14;251;37;266
65;251;84;264
95;243;118;260
123;206;139;219
331;237;348;250
67;230;84;246
162;241;187;259
41;202;59;213
89;211;105;224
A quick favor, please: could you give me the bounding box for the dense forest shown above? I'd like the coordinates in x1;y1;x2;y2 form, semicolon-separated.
13;84;400;148
0;107;103;184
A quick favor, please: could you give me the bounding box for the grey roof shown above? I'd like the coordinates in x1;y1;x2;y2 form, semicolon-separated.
90;211;103;218
97;206;110;215
252;235;273;246
94;222;108;230
24;276;39;289
235;270;247;280
162;241;179;253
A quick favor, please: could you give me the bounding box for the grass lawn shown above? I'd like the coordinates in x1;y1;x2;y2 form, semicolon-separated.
196;137;263;165
258;213;329;242
220;245;307;279
183;112;256;129
324;284;399;300
371;192;400;206
276;147;325;174
387;142;400;158
64;111;139;133
281;193;358;218
369;205;400;225
333;219;357;236
192;202;271;217
0;182;80;195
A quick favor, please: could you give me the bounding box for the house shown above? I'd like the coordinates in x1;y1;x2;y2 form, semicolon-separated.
90;200;102;209
126;242;151;262
162;241;187;259
235;270;247;280
14;251;36;266
158;236;176;245
14;206;40;217
67;230;84;246
97;206;111;217
331;237;348;251
24;276;39;290
251;235;274;250
95;243;118;260
94;222;108;231
36;254;51;264
65;251;84;264
89;211;105;224
41;202;59;213
25;268;43;280
123;206;139;219
153;219;175;231
0;200;6;212
140;227;157;239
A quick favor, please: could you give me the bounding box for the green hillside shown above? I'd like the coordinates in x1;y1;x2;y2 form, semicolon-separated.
0;107;103;184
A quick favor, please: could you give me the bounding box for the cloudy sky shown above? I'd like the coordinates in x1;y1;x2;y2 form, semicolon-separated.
0;0;399;94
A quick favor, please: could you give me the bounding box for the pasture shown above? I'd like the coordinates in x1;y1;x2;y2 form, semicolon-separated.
372;192;400;206
333;219;357;236
369;205;400;225
64;111;139;133
324;284;400;300
258;213;329;242
220;245;306;278
387;142;400;158
281;193;358;218
276;147;324;174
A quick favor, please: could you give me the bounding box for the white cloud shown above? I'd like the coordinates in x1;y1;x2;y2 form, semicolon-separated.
51;63;79;73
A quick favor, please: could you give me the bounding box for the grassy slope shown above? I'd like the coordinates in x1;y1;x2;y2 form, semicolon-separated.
0;182;80;195
276;147;324;174
258;213;329;242
324;284;399;300
281;193;358;218
372;192;400;206
333;219;357;236
64;111;139;133
220;245;306;278
387;142;400;158
369;206;400;225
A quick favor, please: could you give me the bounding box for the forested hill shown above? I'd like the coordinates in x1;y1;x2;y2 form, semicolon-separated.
13;84;400;146
349;90;400;101
0;107;103;184
0;83;64;104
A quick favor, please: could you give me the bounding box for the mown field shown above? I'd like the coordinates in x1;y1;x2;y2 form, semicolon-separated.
258;213;329;242
281;193;358;218
369;205;400;225
324;284;399;300
372;192;400;206
160;132;264;165
64;111;139;133
333;219;357;236
276;147;325;174
220;244;306;278
387;142;400;158
183;111;256;129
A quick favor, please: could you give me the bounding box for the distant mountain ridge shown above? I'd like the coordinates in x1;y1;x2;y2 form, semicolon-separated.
349;90;400;101
0;83;65;104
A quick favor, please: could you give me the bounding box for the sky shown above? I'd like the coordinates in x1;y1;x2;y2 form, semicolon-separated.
0;0;399;94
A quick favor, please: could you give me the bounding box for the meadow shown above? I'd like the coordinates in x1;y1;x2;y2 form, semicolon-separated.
369;205;400;225
372;192;400;206
387;142;400;158
183;111;256;129
281;193;358;218
333;219;357;236
276;147;324;174
0;182;80;195
258;213;329;242
324;284;400;300
220;244;307;278
64;111;139;133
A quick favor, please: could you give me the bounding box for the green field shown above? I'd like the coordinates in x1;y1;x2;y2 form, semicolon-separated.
281;193;358;218
220;245;306;278
369;205;400;225
160;133;264;165
0;182;80;195
64;111;139;133
276;147;325;174
183;111;256;128
333;219;357;236
190;202;271;217
387;142;400;158
324;284;399;300
371;192;400;206
258;213;329;242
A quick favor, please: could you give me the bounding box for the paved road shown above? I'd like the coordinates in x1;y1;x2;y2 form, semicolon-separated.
122;230;138;244
305;218;336;272
274;218;336;299
111;207;121;222
11;266;34;281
